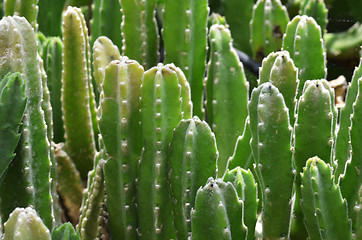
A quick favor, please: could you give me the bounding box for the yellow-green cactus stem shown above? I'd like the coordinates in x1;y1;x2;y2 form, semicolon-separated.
301;157;352;239
138;63;192;239
99;58;143;239
168;117;218;239
206;24;249;178
163;0;208;118
51;222;80;240
4;0;38;30
250;0;290;62
62;6;97;180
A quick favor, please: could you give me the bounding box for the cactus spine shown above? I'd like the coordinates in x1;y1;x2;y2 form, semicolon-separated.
206;24;249;177
168;117;218;239
137;64;192;239
99;58;144;239
163;0;208;118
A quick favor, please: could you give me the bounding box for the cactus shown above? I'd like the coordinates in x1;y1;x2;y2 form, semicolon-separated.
300;157;352;239
0;73;26;181
4;0;38;30
163;0;208;118
51;222;80;240
206;24;249;177
300;0;328;35
249;83;294;238
37;0;66;36
191;178;247;240
3;207;51;240
168;117;218;239
62;6;97;180
0;16;53;229
99;57;143;239
120;0;159;69
137;63;192;239
282;15;326;97
250;0;290;62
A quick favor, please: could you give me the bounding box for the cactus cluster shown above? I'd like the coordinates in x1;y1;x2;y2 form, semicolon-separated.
0;0;361;239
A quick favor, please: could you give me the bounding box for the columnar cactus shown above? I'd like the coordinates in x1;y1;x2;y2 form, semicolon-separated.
250;0;290;62
137;63;192;239
249;83;294;238
163;0;208;118
51;222;80;240
98;57;143;239
168;117;218;239
300;0;328;35
206;24;249;177
4;0;38;30
0;16;53;229
37;0;66;36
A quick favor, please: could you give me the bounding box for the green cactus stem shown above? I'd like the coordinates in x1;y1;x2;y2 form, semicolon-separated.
223;167;258;240
206;24;249;177
0;16;53;229
168;117;218;239
99;57;143;239
3;207;51;240
300;0;328;35
137;63;192;239
37;0;66;36
300;157;352;239
91;0;122;50
258;50;298;124
282;15;326;97
92;36;121;87
250;0;290;62
51;222;80;240
191;178;247;240
120;0;159;69
249;83;294;239
62;6;97;180
0;73;26;182
163;0;208;118
340;77;362;233
4;0;38;30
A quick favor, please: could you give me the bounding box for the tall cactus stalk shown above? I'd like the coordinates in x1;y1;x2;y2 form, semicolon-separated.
99;57;144;239
0;16;53;229
62;7;97;180
163;0;208;118
206;24;249;177
120;0;159;69
4;0;38;30
137;63;192;239
249;83;294;239
168;117;218;239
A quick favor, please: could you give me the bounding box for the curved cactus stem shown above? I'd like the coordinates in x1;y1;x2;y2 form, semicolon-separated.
300;0;328;35
62;7;97;180
92;36;121;87
340;77;362;233
91;0;122;50
168;117;218;239
282;15;326;97
120;0;159;69
223;167;258;240
259;50;298;124
4;0;38;30
163;0;208;118
0;16;53;229
99;58;143;239
138;64;192;239
206;24;249;177
301;157;352;240
191;178;247;240
249;83;294;239
3;207;51;240
0;73;26;181
51;222;80;240
250;0;290;62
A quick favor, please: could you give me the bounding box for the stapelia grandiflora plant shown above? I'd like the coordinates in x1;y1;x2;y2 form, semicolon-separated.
0;0;361;239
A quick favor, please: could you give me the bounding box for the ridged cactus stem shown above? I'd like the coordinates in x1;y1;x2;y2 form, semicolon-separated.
168;117;218;239
300;0;328;35
206;24;249;177
0;16;53;229
138;64;192;239
163;0;208;118
62;6;97;180
4;0;38;30
99;58;144;239
120;0;159;69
